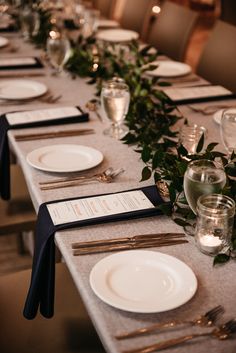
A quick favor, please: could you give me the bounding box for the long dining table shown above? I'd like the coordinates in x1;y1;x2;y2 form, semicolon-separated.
1;31;236;353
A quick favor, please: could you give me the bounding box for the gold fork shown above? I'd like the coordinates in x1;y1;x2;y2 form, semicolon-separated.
39;168;124;190
116;305;224;339
122;319;236;353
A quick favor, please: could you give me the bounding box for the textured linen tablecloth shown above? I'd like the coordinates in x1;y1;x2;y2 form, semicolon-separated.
2;34;236;353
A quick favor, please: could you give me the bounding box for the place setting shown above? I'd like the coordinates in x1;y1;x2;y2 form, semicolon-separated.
0;105;90;200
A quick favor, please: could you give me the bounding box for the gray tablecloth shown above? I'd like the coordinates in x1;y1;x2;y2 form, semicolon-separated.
2;33;236;353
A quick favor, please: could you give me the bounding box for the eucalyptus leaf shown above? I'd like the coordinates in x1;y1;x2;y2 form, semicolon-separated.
213;253;230;265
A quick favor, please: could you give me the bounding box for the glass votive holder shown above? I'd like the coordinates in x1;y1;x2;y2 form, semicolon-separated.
179;124;206;155
195;194;235;256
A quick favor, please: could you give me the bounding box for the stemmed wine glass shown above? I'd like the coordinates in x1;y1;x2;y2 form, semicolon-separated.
101;79;130;139
220;108;236;154
20;4;40;41
46;30;71;75
183;159;226;215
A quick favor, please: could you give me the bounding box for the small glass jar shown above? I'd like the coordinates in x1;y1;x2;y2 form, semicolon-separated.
195;194;235;256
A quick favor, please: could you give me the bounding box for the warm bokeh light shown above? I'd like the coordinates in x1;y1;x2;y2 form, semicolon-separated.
152;5;161;14
49;30;60;40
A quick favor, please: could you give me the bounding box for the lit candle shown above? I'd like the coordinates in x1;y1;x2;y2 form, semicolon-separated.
197;233;222;255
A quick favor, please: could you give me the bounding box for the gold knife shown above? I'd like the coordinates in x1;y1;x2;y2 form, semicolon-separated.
72;239;188;255
14;128;95;141
71;233;186;249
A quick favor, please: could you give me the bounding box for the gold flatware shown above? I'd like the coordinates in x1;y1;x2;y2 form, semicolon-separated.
72;232;185;249
0;72;46;78
122;319;236;353
14;128;95;141
115;305;224;339
165;76;201;84
0;93;62;105
39;167;114;185
72;238;188;256
39;167;125;190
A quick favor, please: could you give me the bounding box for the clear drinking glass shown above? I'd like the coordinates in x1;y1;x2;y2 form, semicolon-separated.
179;124;206;155
183;159;226;215
20;5;40;41
101;79;130;139
220;108;236;154
195;194;235;256
46;30;71;75
81;9;99;37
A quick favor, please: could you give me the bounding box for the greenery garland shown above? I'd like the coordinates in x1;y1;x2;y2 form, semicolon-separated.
30;9;236;264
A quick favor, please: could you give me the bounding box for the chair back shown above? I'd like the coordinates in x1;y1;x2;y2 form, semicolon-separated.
220;0;236;26
197;20;236;93
146;1;198;61
93;0;116;18
119;0;155;37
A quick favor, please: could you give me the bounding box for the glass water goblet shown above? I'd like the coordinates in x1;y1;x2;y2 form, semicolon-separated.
81;9;99;37
46;30;71;75
183;159;226;215
101;79;130;139
220;108;236;155
20;5;40;41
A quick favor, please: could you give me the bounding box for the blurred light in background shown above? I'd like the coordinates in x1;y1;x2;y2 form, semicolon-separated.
152;5;161;14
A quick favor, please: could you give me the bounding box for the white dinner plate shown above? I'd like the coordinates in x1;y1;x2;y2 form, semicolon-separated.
27;144;104;173
90;250;197;313
213;108;236;125
146;61;192;77
96;29;139;43
0;36;9;48
97;19;119;28
0;79;47;100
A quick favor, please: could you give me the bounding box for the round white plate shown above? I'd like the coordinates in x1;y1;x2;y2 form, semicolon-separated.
146;61;192;77
96;29;139;43
27;144;104;173
0;79;47;100
90;250;197;313
213;108;236;125
97;19;119;28
0;36;9;48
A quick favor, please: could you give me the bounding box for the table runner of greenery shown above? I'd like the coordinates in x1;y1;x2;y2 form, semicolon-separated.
23;5;236;263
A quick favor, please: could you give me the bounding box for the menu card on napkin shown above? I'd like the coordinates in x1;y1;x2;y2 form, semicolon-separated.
0;57;43;69
0;106;89;200
162;85;234;104
6;106;84;126
23;185;164;319
48;190;154;225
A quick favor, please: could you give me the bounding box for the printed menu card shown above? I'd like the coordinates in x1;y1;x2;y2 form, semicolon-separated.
162;85;234;103
47;190;155;225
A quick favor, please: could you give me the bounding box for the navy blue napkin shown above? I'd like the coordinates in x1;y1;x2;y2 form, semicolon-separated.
0;107;89;200
23;185;164;319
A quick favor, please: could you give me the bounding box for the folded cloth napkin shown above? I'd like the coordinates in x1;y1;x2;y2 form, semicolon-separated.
0;107;89;200
23;185;164;319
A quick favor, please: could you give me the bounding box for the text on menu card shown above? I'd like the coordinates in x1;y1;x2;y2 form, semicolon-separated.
47;190;154;226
